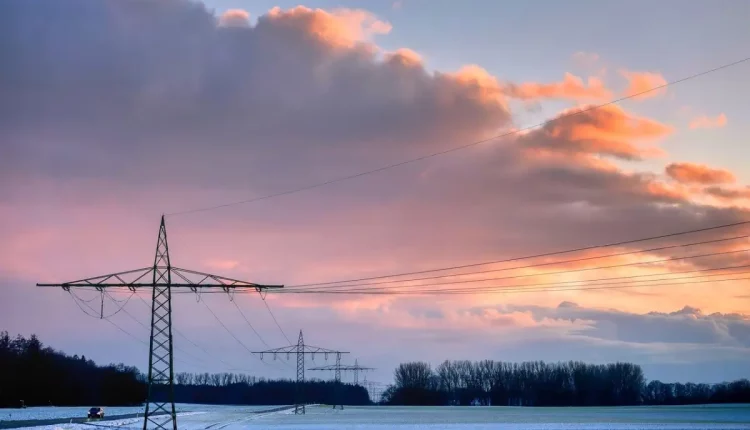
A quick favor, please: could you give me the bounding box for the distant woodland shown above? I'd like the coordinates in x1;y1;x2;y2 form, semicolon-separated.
383;361;750;406
0;331;368;408
2;332;749;408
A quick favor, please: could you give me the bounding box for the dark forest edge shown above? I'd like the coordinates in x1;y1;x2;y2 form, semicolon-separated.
0;331;368;408
2;332;749;408
383;361;750;406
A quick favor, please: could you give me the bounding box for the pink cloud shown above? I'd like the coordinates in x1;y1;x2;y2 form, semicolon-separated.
3;1;750;379
264;6;391;48
666;162;736;185
523;104;672;160
218;9;250;27
505;72;612;102
620;70;668;100
689;113;728;129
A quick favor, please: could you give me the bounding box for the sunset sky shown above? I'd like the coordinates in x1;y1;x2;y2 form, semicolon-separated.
2;0;750;386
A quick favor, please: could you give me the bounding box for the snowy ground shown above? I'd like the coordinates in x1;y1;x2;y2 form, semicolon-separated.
5;404;750;429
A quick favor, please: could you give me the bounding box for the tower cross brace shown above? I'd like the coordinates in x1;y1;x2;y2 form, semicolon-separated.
37;216;283;430
253;330;348;414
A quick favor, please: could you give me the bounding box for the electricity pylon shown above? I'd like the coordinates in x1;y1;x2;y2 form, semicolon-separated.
361;380;387;403
37;216;283;430
308;358;375;409
308;358;375;385
253;330;348;414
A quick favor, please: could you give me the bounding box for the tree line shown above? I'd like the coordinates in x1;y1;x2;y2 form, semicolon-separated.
0;331;145;407
383;360;750;406
0;331;369;408
5;331;749;408
166;372;370;406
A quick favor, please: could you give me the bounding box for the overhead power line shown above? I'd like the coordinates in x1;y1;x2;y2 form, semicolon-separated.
165;56;750;217
284;233;750;291
262;298;292;345
278;275;750;296
231;298;270;348
279;263;750;295
278;248;750;294
130;294;252;372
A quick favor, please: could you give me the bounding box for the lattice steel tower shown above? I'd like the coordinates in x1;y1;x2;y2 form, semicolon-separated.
253;330;348;414
38;216;283;430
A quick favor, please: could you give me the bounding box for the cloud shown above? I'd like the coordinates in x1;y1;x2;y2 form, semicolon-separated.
620;70;668;100
690;113;728;129
503;302;750;348
265;6;392;47
218;9;250;27
392;1;403;10
2;0;750;384
504;72;612;102
666;162;736;185
705;186;750;201
519;104;672;160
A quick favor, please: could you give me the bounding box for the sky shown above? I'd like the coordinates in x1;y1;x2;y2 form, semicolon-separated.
1;0;750;387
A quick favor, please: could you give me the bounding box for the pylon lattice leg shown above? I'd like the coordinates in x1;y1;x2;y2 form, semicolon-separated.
143;217;176;430
295;330;305;415
334;353;342;410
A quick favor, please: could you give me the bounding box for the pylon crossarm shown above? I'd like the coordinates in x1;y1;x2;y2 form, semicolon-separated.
37;267;283;291
172;267;283;290
36;267;154;291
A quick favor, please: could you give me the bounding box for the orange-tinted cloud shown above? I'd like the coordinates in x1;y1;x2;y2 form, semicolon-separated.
264;6;391;48
690;113;728;129
505;73;612;102
666;162;736;185
524;104;672;160
218;9;250;27
620;70;668;100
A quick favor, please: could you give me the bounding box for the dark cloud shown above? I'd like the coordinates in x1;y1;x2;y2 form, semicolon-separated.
504;302;750;347
0;0;510;191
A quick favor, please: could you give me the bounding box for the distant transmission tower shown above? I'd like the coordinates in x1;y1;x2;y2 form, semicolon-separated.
309;358;375;409
253;330;348;414
309;358;375;385
37;216;283;430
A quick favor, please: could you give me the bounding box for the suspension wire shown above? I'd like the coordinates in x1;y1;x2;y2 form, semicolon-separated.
67;290;199;368
277;275;750;296
131;293;256;372
280;248;750;293
231;298;270;348
262;298;292;345
201;299;280;369
287;224;750;289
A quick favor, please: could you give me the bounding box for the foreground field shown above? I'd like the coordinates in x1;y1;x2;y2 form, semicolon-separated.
4;404;750;429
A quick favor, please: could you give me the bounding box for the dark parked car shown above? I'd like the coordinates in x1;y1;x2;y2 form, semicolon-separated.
87;407;104;419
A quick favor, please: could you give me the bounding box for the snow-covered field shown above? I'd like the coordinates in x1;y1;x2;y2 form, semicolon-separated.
0;404;273;422
5;404;750;429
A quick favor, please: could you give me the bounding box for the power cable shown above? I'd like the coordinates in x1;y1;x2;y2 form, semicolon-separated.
278;275;750;296
201;299;278;369
262;298;292;345
165;56;750;217
281;264;750;295
287;222;750;288
283;245;750;292
133;294;244;369
231;298;270;348
67;291;200;368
